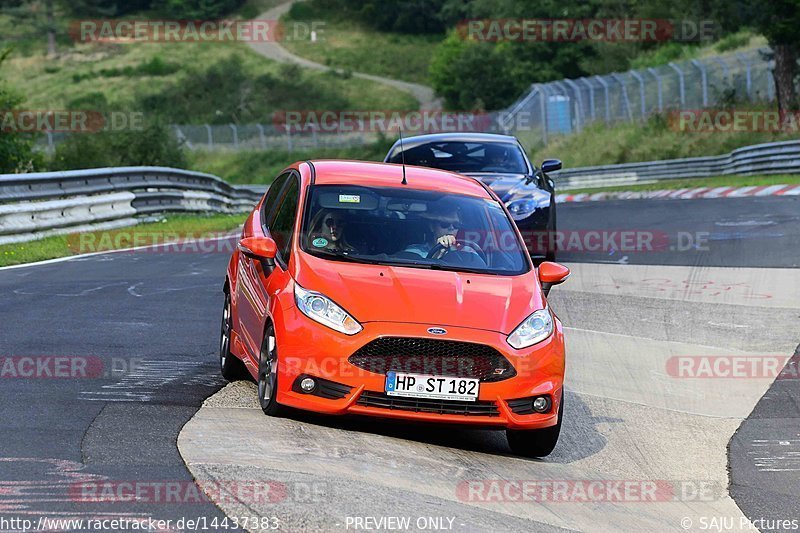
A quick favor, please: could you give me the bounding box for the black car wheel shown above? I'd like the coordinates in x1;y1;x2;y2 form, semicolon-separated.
257;323;284;417
506;391;564;458
220;291;246;381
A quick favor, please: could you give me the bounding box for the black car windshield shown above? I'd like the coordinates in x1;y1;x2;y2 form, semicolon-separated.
387;141;529;174
301;185;529;275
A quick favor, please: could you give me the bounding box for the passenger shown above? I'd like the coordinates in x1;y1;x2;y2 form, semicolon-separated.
308;209;355;254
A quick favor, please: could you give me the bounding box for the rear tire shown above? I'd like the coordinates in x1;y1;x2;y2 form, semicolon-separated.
220;291;247;381
506;392;564;458
257;323;285;417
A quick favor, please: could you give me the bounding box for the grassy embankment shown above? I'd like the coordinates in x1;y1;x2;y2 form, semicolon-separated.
0;214;247;268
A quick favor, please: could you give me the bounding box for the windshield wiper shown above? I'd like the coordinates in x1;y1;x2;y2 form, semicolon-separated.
311;251;492;274
385;260;490;274
312;250;376;264
426;263;491;274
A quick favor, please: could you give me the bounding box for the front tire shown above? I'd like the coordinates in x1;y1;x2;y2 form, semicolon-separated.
506;392;564;458
257;323;284;417
220;291;246;381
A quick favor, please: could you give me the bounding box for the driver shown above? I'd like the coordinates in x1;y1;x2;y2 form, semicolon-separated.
403;203;478;260
482;144;510;172
307;209;355;254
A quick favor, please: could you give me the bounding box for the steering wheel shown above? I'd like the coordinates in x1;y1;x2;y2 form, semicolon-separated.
426;239;487;264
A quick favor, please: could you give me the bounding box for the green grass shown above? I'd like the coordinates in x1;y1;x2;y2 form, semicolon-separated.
525;107;800;169
280;8;439;85
0;213;246;267
2;40;416;115
186;140;393;184
562;174;800;195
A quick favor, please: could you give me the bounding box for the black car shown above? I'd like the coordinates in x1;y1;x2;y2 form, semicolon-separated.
385;132;561;262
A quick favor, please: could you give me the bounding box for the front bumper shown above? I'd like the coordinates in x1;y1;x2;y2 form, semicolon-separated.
513;205;554;259
275;306;565;430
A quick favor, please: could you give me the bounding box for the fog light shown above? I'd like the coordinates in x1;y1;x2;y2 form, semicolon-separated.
300;377;316;392
532;396;550;413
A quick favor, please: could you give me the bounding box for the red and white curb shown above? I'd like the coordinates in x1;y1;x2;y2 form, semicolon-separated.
556;184;800;203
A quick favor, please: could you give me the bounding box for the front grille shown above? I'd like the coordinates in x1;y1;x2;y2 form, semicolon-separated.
357;391;499;417
348;337;516;382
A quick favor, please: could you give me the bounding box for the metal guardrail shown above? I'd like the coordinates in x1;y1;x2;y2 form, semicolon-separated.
0;167;265;244
553;140;800;190
2;139;796;244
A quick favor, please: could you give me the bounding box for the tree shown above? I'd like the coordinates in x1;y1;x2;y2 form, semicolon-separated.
45;0;56;56
743;0;800;111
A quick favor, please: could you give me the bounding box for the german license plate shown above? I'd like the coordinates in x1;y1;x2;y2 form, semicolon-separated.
385;371;479;402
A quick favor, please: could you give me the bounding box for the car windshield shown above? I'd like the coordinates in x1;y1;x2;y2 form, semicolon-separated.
300;185;529;275
387;141;529;174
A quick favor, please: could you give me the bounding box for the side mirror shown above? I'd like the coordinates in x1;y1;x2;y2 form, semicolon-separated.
540;159;562;174
238;237;277;261
538;261;570;295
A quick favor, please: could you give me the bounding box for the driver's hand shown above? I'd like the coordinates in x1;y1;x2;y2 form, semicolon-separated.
437;235;457;249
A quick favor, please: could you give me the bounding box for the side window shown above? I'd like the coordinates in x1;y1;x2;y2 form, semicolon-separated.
261;173;289;228
269;178;300;264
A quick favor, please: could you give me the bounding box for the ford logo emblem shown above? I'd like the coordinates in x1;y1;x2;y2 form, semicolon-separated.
427;327;447;335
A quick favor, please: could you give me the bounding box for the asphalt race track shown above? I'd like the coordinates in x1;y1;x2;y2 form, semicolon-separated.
1;196;798;532
0;248;237;529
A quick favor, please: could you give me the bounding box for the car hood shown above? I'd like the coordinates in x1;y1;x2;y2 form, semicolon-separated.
464;172;551;205
294;253;542;334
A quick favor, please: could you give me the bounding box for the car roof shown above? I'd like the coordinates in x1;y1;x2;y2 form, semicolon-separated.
390;132;520;149
307;160;493;198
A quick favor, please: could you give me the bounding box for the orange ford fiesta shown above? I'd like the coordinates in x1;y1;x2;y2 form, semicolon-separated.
221;160;570;457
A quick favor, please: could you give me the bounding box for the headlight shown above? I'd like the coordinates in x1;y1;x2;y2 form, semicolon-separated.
506;199;541;220
507;307;553;349
294;283;362;335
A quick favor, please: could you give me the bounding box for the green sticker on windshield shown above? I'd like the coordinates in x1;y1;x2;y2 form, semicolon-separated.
312;237;329;247
339;194;361;203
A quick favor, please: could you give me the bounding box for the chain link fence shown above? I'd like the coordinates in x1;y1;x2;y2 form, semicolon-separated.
502;48;774;147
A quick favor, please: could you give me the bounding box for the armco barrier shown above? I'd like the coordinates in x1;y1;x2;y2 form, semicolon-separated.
553;140;800;190
0;167;265;245
2;140;796;244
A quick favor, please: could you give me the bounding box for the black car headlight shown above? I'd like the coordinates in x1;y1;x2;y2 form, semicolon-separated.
506;199;544;221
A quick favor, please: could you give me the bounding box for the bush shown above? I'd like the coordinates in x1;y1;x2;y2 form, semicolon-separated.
49;122;186;171
134;54;349;124
71;57;179;83
0;50;42;173
429;33;523;110
296;0;447;34
66;0;154;16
